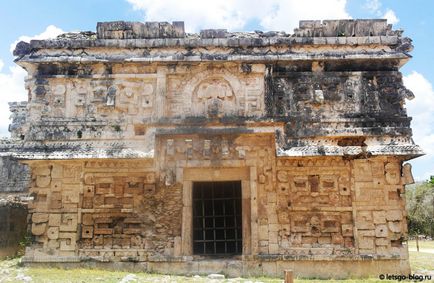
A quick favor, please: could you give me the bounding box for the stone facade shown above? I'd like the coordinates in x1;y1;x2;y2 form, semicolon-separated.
0;155;30;193
3;19;422;278
0;202;28;258
0;150;31;258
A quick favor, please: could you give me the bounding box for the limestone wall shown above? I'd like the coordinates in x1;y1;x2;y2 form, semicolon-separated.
5;19;421;161
257;156;410;260
25;160;184;261
352;158;409;257
0;156;30;193
259;157;353;257
0;203;28;258
0;155;31;258
19;63;265;142
10;19;420;277
23;135;411;264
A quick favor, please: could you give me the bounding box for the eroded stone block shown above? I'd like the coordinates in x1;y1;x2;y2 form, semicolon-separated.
277;211;289;224
375;224;388;237
84;185;95;197
94;228;113;235
353;160;372;182
59;232;77;251
322;219;339;233
32;213;49;224
386;210;402;221
358;231;375;249
376;238;389;246
331;233;344;245
82;197;93;209
259;225;269;240
385;162;400;185
84;174;95;184
51;164;63;178
82;226;94;238
402;163;414;184
144;173;155;184
82;214;94;226
48;214;61;226
51;180;62;191
59;214;78;232
388;221;402;233
63;165;81;181
356;211;374;229
31;223;47;236
33;166;50;176
47;227;59;240
341;224;353;237
258;174;266;184
277;170;288;183
373;211;386;224
62;189;79;204
47;239;60;249
49;191;62;209
36;175;51;187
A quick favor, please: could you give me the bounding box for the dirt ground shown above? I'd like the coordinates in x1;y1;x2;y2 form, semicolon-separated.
0;242;433;282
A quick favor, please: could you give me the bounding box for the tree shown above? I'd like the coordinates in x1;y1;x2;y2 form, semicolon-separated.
405;180;434;238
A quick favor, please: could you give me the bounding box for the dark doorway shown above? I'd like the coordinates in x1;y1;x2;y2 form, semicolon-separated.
192;181;242;256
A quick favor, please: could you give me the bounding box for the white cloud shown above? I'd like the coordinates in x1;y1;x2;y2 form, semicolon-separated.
10;25;64;54
126;0;350;32
364;0;382;15
127;0;246;32
0;25;65;138
363;0;399;25
260;0;350;31
0;64;27;137
404;72;434;180
404;72;434;152
383;9;399;25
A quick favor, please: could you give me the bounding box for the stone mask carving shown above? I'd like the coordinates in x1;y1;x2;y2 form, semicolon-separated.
195;79;234;118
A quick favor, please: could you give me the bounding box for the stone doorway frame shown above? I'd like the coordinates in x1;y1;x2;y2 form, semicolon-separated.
181;167;254;257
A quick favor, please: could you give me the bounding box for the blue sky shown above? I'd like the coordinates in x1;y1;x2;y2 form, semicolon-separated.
0;0;433;180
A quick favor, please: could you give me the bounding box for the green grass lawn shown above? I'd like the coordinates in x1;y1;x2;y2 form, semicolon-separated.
408;239;434;250
408;240;434;274
409;251;434;273
1;243;433;283
0;259;398;283
0;264;400;283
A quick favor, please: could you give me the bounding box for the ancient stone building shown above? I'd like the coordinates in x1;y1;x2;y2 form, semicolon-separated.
3;19;422;278
0;133;31;258
0;200;28;258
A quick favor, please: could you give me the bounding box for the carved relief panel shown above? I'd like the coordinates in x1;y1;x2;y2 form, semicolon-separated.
167;66;265;118
193;78;235;117
45;77;156;119
352;157;408;256
269;158;354;255
272;72;403;118
28;163;82;256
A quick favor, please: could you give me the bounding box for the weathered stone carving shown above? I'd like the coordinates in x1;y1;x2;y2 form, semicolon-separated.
2;19;422;279
195;78;234;117
402;163;414;184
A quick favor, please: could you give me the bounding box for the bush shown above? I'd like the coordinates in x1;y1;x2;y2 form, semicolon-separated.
406;178;434;237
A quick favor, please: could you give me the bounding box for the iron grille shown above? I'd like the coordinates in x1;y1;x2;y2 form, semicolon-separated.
193;181;242;255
